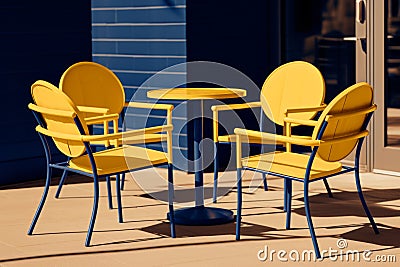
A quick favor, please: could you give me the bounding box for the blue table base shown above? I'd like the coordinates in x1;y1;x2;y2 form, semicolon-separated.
167;206;235;226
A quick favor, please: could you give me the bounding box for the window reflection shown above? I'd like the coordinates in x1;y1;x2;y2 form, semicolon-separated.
321;0;355;36
285;0;355;102
386;0;400;146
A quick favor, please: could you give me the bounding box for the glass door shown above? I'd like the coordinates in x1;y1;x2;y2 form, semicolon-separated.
283;0;400;173
284;0;358;102
283;0;369;168
372;0;400;174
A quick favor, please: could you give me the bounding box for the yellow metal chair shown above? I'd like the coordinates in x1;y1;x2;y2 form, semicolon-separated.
212;61;329;203
27;80;175;246
55;61;173;201
234;82;379;258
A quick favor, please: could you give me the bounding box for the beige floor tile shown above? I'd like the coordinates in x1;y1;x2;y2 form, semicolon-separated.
0;169;399;266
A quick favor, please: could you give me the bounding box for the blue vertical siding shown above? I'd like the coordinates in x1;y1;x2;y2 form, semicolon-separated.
91;0;187;169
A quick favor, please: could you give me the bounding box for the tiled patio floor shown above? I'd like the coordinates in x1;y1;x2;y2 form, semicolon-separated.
0;169;399;266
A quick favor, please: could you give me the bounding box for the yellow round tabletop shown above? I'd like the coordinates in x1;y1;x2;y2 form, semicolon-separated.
147;88;246;100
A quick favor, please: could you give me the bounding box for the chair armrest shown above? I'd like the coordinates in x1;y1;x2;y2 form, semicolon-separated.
35;124;172;142
82;125;173;142
283;117;319;127
234;128;321;147
283;104;326;151
211;102;261;141
322;130;369;145
125;101;174;125
28;103;76;118
284;104;327;115
35;126;83;141
211;101;261;112
233;128;319;169
325;104;377;121
77;105;109;115
84;113;120;147
84;113;119;125
125;101;174;111
36;124;174;163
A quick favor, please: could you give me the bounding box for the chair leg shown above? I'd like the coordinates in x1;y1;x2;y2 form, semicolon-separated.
55;169;68;198
262;173;268;191
304;182;321;259
213;142;219;203
236;168;242;240
85;174;100;247
168;163;176;238
106;176;113;209
120;173;126;191
115;174;123;223
28;165;52;235
283;179;287;212
323;178;333;198
285;179;292;230
354;170;379;234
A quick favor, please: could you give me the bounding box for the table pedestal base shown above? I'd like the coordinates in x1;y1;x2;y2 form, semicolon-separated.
167;206;234;226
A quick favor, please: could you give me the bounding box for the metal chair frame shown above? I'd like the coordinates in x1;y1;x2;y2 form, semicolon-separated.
235;83;379;258
27;89;176;247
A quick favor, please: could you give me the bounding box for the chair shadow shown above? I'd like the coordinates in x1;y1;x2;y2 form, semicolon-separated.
137;186;235;204
281;188;400;249
30;219;279;247
0;222;309;264
129;185;400;245
291;188;400;218
137;183;284;205
141;221;277;239
341;222;400;248
0;174;93;190
7;176;398;261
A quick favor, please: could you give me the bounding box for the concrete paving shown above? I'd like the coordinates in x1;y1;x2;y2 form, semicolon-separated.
0;169;399;266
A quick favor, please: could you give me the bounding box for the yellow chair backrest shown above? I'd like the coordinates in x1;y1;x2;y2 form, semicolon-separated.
313;82;374;162
31;80;88;157
260;61;325;126
59;61;125;117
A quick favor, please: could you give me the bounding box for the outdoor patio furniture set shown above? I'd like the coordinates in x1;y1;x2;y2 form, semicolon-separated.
27;61;379;258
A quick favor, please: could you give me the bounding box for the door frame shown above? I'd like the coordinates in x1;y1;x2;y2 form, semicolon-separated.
369;0;400;175
346;0;370;171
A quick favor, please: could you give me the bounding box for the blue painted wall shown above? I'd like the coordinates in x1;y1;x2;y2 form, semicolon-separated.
0;1;92;185
91;0;188;169
0;0;283;184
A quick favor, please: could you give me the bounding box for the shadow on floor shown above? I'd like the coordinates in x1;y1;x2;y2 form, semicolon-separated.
342;222;400;248
292;188;400;218
0;174;92;190
0;222;305;264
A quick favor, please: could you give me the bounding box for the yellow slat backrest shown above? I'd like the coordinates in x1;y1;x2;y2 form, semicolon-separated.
260;61;325;126
31;80;88;157
313;82;374;162
59;61;125;118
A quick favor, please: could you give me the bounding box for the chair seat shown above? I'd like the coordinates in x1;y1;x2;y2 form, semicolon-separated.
243;151;342;180
70;145;168;176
